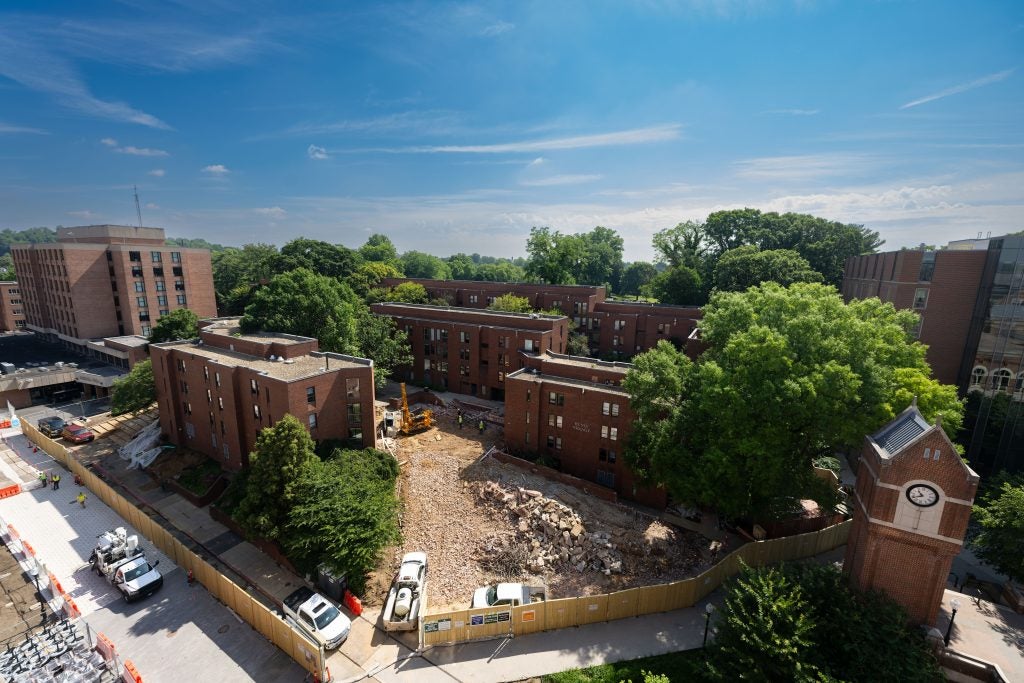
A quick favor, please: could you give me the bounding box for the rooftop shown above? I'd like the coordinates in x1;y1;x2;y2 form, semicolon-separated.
871;404;932;456
505;366;629;396
541;351;631;375
375;302;566;321
101;335;150;348
199;318;316;346
157;340;370;381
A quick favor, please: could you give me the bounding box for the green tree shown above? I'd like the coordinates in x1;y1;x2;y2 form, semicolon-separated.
447;253;477;280
652;221;708;270
236;414;318;540
0;227;56;255
488;293;533;313
625;283;963;521
713;246;822;292
212;243;280;314
620;261;658;297
567;332;591;357
475;261;526;282
149;308;199;343
275;238;358;279
359;234;399;264
386;282;429;304
0;253;15;280
111;360;156;416
525;226;623;287
644;266;702;305
241;268;360;353
354;308;413;389
347;261;403;299
400;250;452;280
971;474;1024;583
284;449;400;590
165;237;227;251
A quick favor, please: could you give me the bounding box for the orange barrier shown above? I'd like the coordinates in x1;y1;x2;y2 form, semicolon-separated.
95;633;117;662
6;524;18;539
343;590;362;617
22;540;35;556
48;573;64;595
122;659;143;683
0;484;19;498
63;595;80;619
0;419;10;428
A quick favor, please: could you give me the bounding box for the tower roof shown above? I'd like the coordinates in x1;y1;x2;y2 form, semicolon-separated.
870;403;932;457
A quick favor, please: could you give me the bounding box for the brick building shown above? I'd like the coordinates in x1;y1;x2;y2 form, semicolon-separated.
380;278;701;360
0;281;26;332
150;318;376;470
503;352;666;508
842;236;1024;475
11;225;216;347
844;403;978;625
371;303;570;400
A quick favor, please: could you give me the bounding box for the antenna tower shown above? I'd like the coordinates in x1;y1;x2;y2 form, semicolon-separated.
133;185;144;230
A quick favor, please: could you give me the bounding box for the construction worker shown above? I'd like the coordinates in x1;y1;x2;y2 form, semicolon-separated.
457;413;464;430
38;470;47;487
478;419;485;434
51;472;60;490
76;491;86;508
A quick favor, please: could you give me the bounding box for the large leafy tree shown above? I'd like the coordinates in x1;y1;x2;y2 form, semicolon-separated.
241;268;360;353
275;238;359;279
0;253;15;280
354;308;413;389
149;308;199;343
713;246;822;292
644;265;703;305
384;282;429;304
971;473;1024;583
111;360;156;416
284;449;400;590
359;233;399;264
475;261;526;282
488;293;533;313
624;283;963;521
236;414;318;540
401;250;452;280
346;261;403;299
525;226;624;287
212;243;280;314
652;220;708;271
619;261;658;297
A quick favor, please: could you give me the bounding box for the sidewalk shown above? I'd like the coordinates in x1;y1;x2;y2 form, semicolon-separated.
938;589;1023;681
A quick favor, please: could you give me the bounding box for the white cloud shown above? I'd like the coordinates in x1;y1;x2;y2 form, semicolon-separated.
148;169;165;177
0;121;47;134
202;164;230;176
115;145;169;157
275;110;463;139
144;202;159;209
254;206;287;218
100;137;118;146
733;153;878;180
528;157;546;166
307;144;328;160
900;68;1016;109
480;21;515;36
521;174;603;187
384;124;683;154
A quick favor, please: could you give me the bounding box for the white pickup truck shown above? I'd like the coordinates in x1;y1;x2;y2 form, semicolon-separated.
283;587;351;650
383;552;427;632
472;582;546;609
89;527;163;603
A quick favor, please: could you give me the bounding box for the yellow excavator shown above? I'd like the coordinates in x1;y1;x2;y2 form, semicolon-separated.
400;383;433;435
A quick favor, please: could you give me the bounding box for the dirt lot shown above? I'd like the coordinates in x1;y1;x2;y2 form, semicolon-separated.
366;405;714;613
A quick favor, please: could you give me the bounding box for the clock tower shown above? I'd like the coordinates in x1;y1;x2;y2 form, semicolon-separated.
844;401;979;625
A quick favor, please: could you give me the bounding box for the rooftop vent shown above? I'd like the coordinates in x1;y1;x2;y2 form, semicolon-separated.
283;359;295;364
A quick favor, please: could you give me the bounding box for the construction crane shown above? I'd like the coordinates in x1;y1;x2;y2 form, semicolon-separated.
399;383;433;435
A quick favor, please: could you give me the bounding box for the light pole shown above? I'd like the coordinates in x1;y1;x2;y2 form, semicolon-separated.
944;598;961;647
703;603;715;648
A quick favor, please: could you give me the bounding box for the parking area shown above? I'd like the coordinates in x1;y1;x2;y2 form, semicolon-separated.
0;440;305;683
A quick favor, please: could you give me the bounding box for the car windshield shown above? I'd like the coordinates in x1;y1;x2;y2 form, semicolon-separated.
313;604;340;629
122;563;152;582
485;586;497;605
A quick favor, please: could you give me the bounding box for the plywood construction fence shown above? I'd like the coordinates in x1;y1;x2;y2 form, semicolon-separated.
420;519;851;647
21;425;327;680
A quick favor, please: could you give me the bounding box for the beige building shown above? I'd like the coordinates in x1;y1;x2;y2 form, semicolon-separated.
0;281;26;332
10;225;216;347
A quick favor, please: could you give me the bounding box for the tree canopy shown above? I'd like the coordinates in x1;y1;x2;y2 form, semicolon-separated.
971;472;1024;583
488;293;533;313
619;261;658;297
359;233;399;264
713;246;822;292
0;227;56;255
525;226;624;289
400;250;452;280
241;268;360;354
149;308;199;343
624;283;963;521
353;308;413;389
644;265;702;305
275;238;359;280
111;360;156;416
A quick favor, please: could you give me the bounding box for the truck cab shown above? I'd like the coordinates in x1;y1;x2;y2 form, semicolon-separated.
283;587;351;650
111;556;163;603
472;582;546;609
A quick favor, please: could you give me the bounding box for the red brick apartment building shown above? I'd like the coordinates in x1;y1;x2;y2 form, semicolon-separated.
0;281;26;332
371;302;570;400
381;278;701;360
11;225;216;346
151;318;376;470
504;352;666;508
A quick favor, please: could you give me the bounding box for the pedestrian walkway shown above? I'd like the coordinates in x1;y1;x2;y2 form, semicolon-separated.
938;589;1023;681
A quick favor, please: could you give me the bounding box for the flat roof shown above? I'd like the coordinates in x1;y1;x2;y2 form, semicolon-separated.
102;335;150;348
505;367;630;396
541;351;631;375
199;318;316;346
376;302;566;321
156;340;370;380
389;277;604;292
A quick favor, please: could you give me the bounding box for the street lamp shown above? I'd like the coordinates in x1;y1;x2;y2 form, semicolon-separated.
703;603;716;648
944;598;961;647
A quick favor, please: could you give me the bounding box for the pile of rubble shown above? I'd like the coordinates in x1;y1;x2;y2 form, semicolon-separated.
475;480;623;575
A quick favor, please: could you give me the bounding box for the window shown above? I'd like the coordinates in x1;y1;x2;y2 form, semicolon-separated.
134;282;144;293
657;322;667;335
131;266;143;277
608;450;616;463
204;366;209;381
909;317;923;339
548;392;564;406
206;389;212;403
423;359;431;370
177;359;186;371
135;296;147;308
151;251;162;263
129;251;141;262
546;435;555;448
526;389;531;403
918;251;935;282
153;267;164;277
555;437;562;450
346;378;360;399
348;427;363;441
218;397;224;410
173;266;184;277
548;414;563;428
253;405;261;419
139;312;150;322
174;279;185;291
307;386;316;404
157;295;167;306
467;294;478;304
601;426;608;439
610;427;618;441
614;320;626;331
992;368;1012;391
612;335;621;347
524;339;536;352
459;331;471;343
183;401;192;415
596;470;615;488
215;372;221;387
970;366;987;387
602;402;610;416
347;403;361;422
599;448;607;461
912;288;929;310
251;378;259;394
156;280;165;291
176;294;187;305
141;325;151;336
308;413;318;429
171;252;181;263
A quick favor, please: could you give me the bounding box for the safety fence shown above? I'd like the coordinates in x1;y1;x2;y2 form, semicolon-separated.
21;422;329;681
420;518;851;646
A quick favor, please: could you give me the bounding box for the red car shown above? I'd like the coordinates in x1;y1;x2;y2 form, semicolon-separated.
61;424;95;444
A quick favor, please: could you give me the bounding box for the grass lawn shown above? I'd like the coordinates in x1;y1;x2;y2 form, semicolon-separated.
543;649;710;683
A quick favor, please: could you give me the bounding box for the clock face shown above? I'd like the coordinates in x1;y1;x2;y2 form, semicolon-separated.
906;484;939;508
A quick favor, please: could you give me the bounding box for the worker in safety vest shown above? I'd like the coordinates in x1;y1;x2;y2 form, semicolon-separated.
76;491;87;508
457;413;464;429
51;473;60;490
38;470;47;487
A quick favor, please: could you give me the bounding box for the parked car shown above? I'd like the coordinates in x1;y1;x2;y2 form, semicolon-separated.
283;587;351;650
61;424;95;444
37;416;66;438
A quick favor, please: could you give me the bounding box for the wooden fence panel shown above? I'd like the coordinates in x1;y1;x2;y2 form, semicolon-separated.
636;583;669;616
459;606;514;641
218;574;237;612
605;588;640;621
513;602;546;637
662;578;696;612
542;597;577;631
575;595;609;626
251;601;277;641
288;630;320;676
421;609;467;646
232;584;254;625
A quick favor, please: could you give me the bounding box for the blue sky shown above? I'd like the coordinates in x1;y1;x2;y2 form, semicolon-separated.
1;1;1021;262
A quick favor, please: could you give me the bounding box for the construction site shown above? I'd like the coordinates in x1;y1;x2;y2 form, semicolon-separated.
367;392;718;613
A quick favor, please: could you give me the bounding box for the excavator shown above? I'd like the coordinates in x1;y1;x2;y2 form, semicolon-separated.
400;383;433;435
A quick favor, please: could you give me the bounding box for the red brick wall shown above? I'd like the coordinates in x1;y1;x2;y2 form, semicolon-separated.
0;282;25;332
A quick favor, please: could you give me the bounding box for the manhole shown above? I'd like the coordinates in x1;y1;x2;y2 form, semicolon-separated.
217;624;230;634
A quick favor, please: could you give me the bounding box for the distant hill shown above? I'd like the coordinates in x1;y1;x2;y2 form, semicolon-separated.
165;237;229;252
0;227;57;255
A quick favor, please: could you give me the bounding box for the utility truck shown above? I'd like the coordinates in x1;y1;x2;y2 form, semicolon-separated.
471;582;546;609
382;552;427;632
283;587;351;650
89;527;163;603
